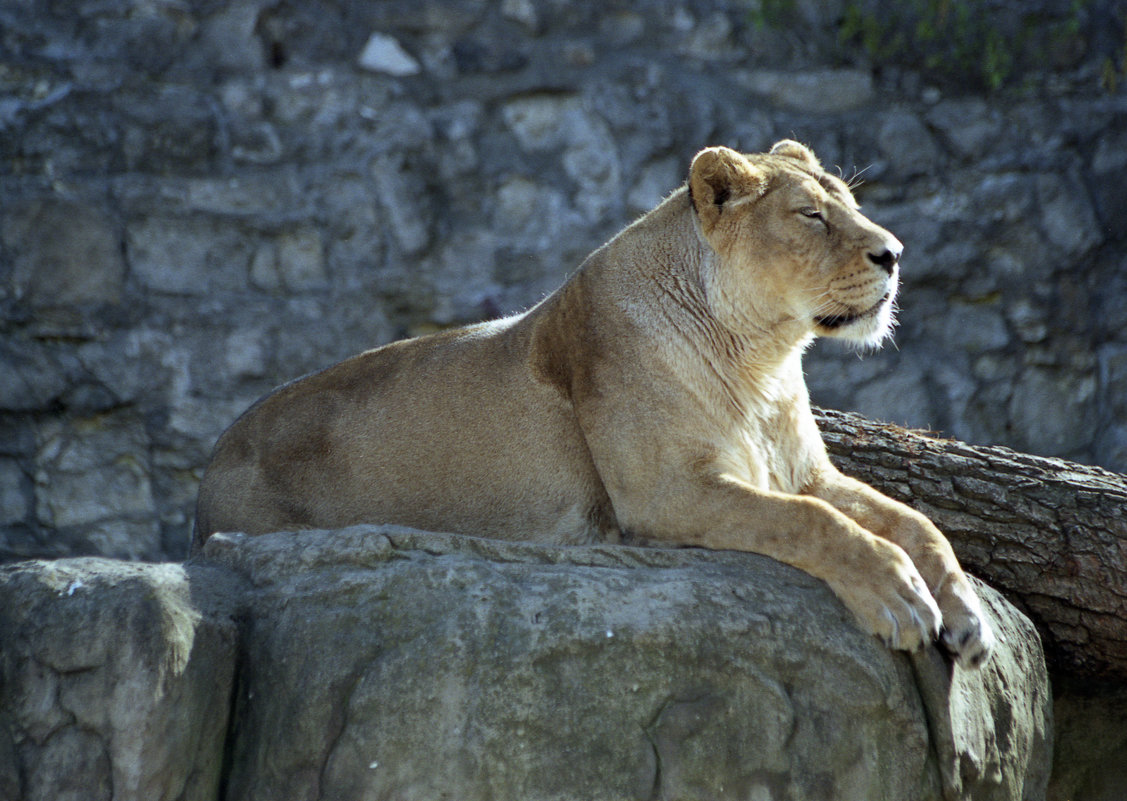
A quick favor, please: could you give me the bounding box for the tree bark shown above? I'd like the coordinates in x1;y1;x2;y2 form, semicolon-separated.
815;408;1127;680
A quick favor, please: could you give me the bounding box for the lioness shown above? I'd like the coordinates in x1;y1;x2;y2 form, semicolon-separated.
195;140;994;666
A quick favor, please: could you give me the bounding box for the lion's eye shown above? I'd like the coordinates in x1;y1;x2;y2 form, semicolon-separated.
799;207;830;233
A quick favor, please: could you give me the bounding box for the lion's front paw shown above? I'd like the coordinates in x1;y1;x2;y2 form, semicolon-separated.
938;579;996;669
829;554;942;653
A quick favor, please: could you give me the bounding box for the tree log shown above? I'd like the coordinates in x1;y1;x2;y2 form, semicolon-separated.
815;408;1127;680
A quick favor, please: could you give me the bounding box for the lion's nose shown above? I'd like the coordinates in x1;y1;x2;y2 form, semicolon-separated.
868;245;902;275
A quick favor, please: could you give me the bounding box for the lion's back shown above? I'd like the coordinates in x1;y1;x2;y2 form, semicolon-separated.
192;315;612;549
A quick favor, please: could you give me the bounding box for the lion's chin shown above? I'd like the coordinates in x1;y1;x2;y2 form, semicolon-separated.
814;294;896;347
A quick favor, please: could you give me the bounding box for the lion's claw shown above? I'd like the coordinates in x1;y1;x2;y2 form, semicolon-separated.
937;579;996;668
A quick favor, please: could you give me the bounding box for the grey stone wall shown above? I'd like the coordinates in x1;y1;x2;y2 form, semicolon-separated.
2;0;1125;561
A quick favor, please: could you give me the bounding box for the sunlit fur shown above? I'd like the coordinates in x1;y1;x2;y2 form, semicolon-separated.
194;141;994;669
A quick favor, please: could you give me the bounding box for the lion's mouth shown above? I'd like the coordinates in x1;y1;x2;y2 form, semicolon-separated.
815;293;891;329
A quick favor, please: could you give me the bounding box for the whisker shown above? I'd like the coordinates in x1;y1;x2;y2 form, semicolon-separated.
847;164;873;189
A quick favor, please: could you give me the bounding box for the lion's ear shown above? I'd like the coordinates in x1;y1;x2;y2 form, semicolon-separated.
769;139;822;170
688;146;768;233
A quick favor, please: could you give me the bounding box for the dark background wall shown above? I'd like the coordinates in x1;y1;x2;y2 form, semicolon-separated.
2;0;1125;561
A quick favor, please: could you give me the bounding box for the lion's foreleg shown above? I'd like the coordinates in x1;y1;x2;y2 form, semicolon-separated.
807;468;996;667
613;469;945;653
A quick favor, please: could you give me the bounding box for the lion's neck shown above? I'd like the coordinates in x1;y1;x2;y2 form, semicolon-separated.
641;197;815;381
582;188;815;407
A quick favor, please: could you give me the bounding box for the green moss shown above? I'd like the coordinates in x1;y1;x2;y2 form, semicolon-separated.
1099;14;1127;93
836;0;1018;91
828;0;1124;93
747;0;798;31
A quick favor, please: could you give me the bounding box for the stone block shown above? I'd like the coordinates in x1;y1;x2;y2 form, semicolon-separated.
937;300;1012;353
925;99;1003;159
2;200;125;308
249;226;327;291
1036;173;1103;257
0;341;68;412
358;32;422;76
1048;679;1127;801
737;69;874;114
194;1;266;76
373;153;434;256
32;414;161;559
118;85;218;173
878;110;941;177
501;93;621;220
126;216;251;296
501;0;538;29
627;156;681;214
1008;366;1098;457
851;359;936;430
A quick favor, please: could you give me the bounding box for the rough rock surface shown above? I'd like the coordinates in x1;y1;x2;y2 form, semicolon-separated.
0;557;242;801
1048;678;1127;801
1;0;1125;562
0;525;1053;801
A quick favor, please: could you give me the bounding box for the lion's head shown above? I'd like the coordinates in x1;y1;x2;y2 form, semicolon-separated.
688;140;902;347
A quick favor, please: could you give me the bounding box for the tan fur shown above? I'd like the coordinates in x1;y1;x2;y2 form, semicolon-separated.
195;141;994;666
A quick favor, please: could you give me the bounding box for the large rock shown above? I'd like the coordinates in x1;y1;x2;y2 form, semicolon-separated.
209;526;1051;801
0;525;1053;800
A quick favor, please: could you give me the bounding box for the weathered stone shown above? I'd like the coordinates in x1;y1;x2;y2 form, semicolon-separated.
1092;129;1127;175
1036;172;1103;256
851;359;936;429
2;200;125;308
421;230;503;324
0;524;1054;799
373;153;434;256
168;174;305;217
737;69;875;113
936;300;1012;353
925;99;1004;159
358;32;422;76
500;0;538;30
1048;679;1127;801
429;100;483;178
118;84;218;173
1008;298;1050;344
600;10;646;43
32;414;160;558
1094;343;1127;468
502;93;592;151
24;726;112;801
0;459;29;526
877;110;941;177
126;216;251;295
223;328;270;379
1008;365;1098;457
207;526;1051;801
0;558;242;801
804;347;895;419
627;155;681;213
0;341;69;412
679;11;736;59
249;226;327;291
501;93;622;219
192;1;265;76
